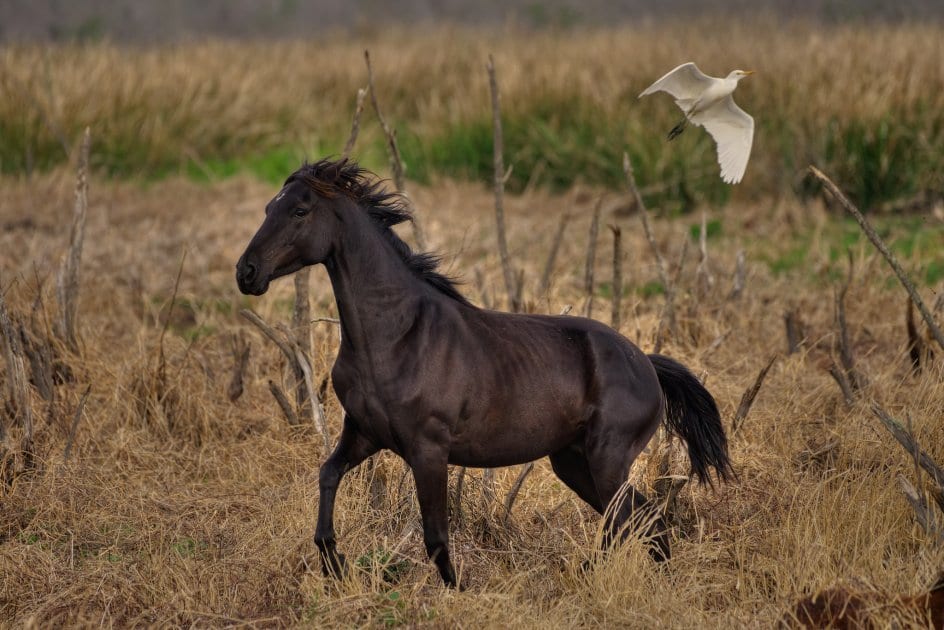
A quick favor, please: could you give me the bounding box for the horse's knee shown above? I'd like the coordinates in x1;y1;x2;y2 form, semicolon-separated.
319;459;342;489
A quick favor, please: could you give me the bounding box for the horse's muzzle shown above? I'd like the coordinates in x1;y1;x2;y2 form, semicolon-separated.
235;255;269;295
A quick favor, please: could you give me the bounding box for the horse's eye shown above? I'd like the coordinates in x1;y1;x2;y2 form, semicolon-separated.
293;207;309;218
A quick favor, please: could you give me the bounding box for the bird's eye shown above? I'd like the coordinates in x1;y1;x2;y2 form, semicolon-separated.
293;207;309;218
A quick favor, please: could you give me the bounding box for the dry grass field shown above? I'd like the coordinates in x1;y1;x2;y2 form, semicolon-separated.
2;19;944;629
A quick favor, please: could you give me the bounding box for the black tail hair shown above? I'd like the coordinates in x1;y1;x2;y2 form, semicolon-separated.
649;354;733;485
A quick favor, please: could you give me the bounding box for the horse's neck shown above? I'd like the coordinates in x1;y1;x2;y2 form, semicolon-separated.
324;215;427;357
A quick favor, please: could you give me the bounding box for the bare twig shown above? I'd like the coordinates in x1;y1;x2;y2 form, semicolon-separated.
623;152;674;335
0;288;34;468
784;309;804;354
695;210;714;296
835;251;865;392
311;317;340;325
810;165;944;352
227;333;251;403
872;404;944;487
609;224;623;331
57;127;90;353
899;475;944;540
241;310;328;447
482;468;496;505
268;380;299;427
240;309;295;362
582;198;602;318
827;363;856;407
364;50;425;250
729;250;746;300
63;384;91;462
20;324;53;401
487;54;519;312
292;271;314;424
538;212;570;296
341;87;369;159
732;355;777;433
653;474;689;524
453;465;467;525
156;250;187;387
906;299;932;374
503;462;535;525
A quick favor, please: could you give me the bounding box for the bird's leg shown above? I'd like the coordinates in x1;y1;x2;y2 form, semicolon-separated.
667;118;687;140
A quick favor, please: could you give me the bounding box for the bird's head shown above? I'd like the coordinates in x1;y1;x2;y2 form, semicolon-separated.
728;69;755;81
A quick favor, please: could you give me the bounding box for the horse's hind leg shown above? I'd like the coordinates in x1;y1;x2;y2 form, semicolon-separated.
585;404;670;561
550;442;603;513
315;417;379;578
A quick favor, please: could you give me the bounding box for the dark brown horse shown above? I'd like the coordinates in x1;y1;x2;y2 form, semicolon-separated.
236;158;732;588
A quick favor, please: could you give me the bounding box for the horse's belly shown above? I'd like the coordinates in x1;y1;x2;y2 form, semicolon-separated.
447;407;588;468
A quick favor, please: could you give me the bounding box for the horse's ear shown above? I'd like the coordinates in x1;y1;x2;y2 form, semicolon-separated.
322;158;350;188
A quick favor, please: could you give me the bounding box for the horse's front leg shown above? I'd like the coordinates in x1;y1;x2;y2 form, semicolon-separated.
409;445;458;588
314;417;378;578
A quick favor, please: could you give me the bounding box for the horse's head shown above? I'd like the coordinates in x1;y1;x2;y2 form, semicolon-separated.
236;164;347;296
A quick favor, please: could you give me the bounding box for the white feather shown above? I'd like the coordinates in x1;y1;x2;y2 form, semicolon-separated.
639;62;755;184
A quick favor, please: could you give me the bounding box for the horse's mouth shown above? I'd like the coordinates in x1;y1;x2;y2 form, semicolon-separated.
237;275;271;296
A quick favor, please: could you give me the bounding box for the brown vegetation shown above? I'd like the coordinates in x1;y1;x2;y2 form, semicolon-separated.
1;155;943;624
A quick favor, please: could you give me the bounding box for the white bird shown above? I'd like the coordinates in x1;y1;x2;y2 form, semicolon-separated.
640;63;755;184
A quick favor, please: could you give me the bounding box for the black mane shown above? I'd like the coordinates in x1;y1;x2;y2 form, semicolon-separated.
287;158;469;305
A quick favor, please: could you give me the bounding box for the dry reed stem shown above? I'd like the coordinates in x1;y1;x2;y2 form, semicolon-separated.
292;271;313;424
623;152;674;335
364;50;426;251
0;287;33;469
729;250;746;300
872;404;944;488
898;475;944;541
906;300;932;374
267;379;298;426
827;364;856;407
56;126;90;354
240;309;328;447
503;462;535;525
835;251;866;392
487;54;519;313
784;309;804;355
341;87;369;159
538;212;569;297
582;198;602;318
609;224;623;331
63;384;91;462
810;166;944;352
226;333;251;403
695;210;714;296
732;355;777;433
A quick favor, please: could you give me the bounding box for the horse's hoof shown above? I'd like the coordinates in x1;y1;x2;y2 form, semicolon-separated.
321;552;347;579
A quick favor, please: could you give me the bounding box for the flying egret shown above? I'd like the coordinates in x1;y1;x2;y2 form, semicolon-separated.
640;63;755;184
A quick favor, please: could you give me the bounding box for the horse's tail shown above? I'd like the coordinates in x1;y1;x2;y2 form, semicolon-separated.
648;353;733;485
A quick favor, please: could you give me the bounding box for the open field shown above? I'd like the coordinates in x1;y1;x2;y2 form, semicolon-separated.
3;21;944;210
3;16;944;628
1;161;944;626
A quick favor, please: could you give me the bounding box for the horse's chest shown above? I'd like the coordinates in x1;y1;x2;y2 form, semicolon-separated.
331;359;402;449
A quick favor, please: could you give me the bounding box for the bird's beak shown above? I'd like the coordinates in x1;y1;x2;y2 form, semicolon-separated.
743;70;755;76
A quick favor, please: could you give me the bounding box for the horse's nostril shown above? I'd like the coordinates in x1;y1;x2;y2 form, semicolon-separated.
243;262;257;282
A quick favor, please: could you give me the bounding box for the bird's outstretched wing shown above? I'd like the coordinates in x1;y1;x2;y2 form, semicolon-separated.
639;62;714;100
690;95;754;184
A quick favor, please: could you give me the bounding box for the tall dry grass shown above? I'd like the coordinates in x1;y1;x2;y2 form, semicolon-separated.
1;161;943;626
2;19;944;206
